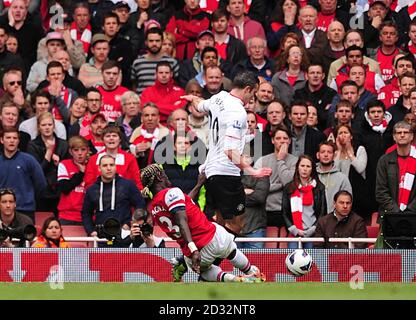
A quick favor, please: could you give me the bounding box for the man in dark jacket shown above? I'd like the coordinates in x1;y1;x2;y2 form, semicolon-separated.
0;188;35;247
0;0;44;73
0;128;47;221
102;12;134;88
231;37;274;82
360;99;394;215
314;190;367;249
376;121;416;248
81;154;145;236
288;102;326;162
211;8;247;68
0;26;25;86
293;64;337;131
239;173;269;249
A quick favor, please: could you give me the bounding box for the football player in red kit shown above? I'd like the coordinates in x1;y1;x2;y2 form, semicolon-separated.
139;164;265;283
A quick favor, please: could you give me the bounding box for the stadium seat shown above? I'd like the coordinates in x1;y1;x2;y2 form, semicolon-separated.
35;211;54;227
366;225;379;238
371;212;380;227
366;225;380;249
62;225;89;248
278;227;288;249
264;226;279;248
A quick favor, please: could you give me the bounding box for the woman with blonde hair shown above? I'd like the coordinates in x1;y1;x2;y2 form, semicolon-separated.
27;112;69;214
162;32;176;58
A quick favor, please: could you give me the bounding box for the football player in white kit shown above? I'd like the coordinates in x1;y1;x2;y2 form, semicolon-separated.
182;71;272;235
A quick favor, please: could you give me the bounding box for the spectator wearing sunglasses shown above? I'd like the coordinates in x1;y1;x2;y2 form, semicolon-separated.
0;68;33;122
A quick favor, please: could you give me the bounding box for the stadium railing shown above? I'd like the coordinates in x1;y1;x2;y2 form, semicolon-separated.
60;236;378;249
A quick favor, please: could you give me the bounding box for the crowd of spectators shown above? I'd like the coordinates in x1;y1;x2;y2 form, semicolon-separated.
0;0;415;249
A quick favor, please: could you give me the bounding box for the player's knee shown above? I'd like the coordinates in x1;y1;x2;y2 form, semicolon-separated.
227;249;237;260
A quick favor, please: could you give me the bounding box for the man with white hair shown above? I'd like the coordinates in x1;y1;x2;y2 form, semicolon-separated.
296;5;328;65
231;37;274;81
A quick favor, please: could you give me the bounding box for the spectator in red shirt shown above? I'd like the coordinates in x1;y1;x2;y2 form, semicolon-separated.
378;54;415;109
84;125;143;190
226;0;265;46
140;61;186;125
368;21;403;82
57;135;89;226
97;60;129;122
166;0;211;60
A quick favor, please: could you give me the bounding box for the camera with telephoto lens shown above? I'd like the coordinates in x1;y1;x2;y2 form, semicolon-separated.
138;222;153;237
0;224;37;242
95;218;121;241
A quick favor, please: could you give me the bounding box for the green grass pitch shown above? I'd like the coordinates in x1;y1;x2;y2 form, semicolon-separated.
0;283;415;300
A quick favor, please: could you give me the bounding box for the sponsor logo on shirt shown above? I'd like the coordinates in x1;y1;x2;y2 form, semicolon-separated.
232;120;242;129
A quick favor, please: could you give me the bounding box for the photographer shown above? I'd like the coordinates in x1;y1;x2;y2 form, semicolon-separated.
81;155;145;237
0;188;35;248
117;209;165;248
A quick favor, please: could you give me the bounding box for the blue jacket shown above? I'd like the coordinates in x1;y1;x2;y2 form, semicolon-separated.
82;175;145;235
0;151;47;212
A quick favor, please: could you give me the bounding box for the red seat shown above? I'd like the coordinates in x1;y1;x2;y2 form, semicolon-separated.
278;227;288;249
371;212;380;227
265;226;279;248
366;225;379;238
366;225;380;249
35;211;54;227
62;225;89;248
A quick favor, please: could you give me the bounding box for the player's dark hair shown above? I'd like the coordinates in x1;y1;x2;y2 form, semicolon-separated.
232;71;259;90
140;164;164;199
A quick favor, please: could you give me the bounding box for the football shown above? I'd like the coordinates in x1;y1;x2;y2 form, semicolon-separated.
285;249;313;277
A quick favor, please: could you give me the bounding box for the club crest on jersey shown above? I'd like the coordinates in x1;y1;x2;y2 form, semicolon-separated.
167;192;178;202
232;120;242;129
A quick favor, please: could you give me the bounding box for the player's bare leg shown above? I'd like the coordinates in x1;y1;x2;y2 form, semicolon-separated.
213;211;245;236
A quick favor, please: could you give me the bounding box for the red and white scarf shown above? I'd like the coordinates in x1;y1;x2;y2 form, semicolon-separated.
365;111;392;134
398;146;416;211
290;179;316;231
131;127;160;165
409;41;416;58
70;22;92;55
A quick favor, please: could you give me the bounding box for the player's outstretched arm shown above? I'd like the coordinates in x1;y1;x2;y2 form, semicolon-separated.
174;209;201;273
224;149;272;178
181;94;205;109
